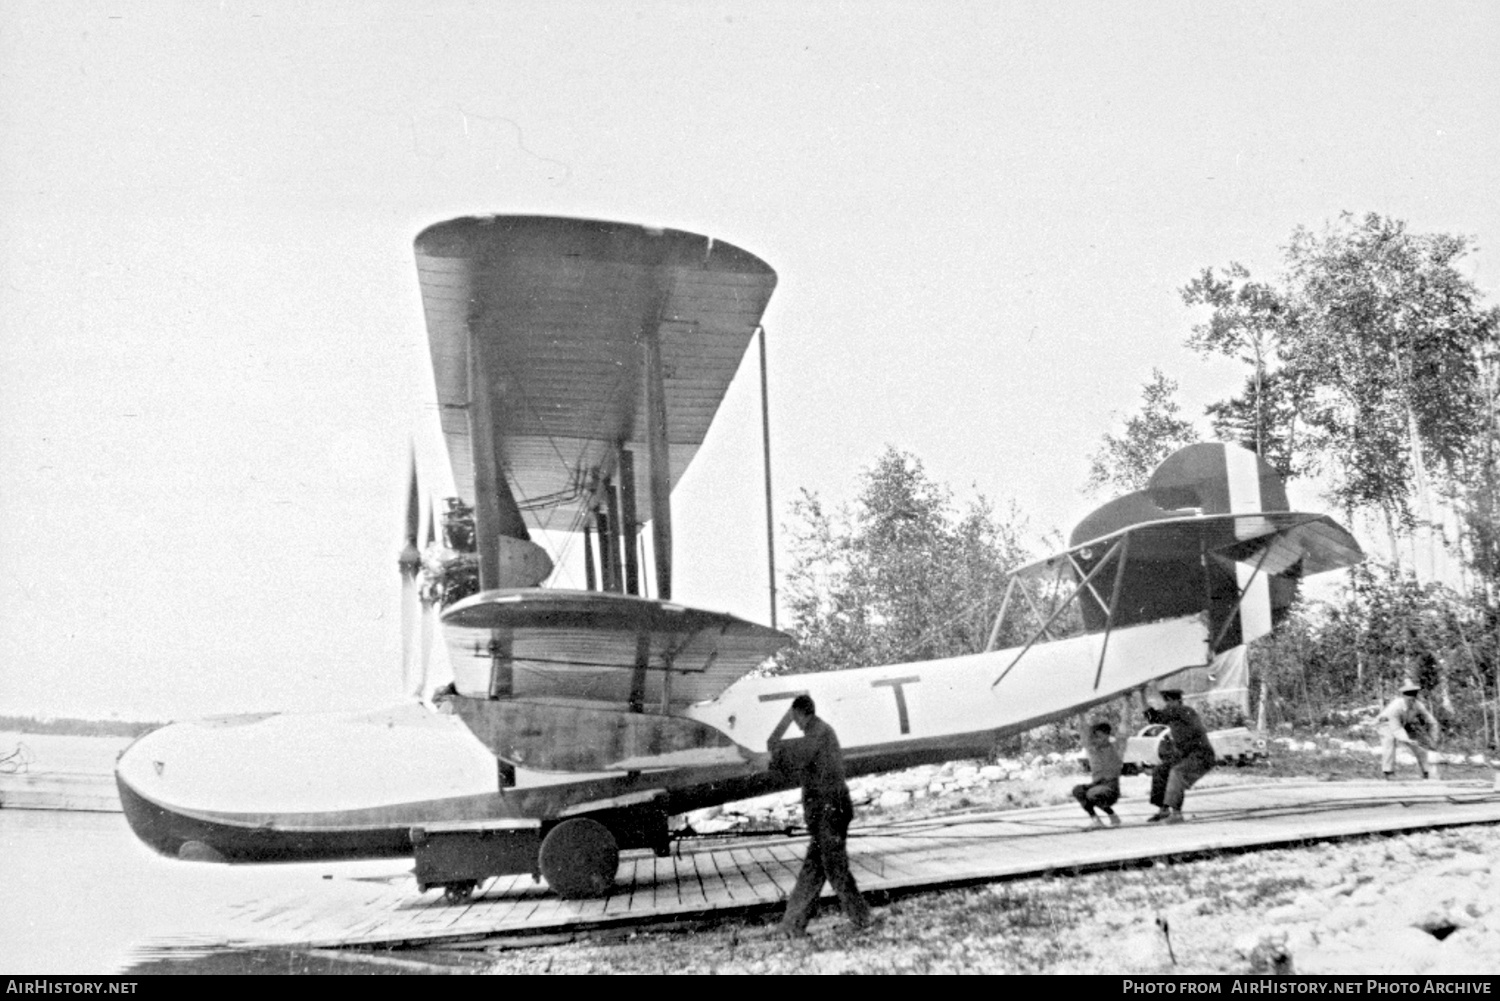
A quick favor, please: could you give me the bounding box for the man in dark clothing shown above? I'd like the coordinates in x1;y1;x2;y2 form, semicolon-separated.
1145;689;1216;824
768;694;872;936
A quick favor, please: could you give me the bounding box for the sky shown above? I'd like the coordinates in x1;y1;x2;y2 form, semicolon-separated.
2;1;1497;722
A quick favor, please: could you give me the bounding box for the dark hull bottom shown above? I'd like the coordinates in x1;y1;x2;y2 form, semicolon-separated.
117;776;415;863
117;732;1012;865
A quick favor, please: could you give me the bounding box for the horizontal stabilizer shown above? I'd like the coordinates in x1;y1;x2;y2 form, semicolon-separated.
1014;441;1364;654
1212;513;1365;577
1044;511;1364;580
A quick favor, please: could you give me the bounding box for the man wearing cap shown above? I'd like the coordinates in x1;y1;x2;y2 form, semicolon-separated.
767;694;873;936
1145;689;1216;824
1376;680;1440;780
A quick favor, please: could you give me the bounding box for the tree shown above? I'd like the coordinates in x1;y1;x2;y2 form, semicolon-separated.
776;447;1033;674
1184;213;1500;587
1084;369;1199;496
1252;564;1498;749
1202;370;1304;479
1181;262;1296;461
1180;264;1310;479
1284;215;1494;531
420;498;479;608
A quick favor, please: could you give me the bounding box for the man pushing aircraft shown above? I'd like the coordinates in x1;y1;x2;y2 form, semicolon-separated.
768;694;874;936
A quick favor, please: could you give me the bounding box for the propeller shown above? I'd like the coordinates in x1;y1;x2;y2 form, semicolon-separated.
399;446;422;580
419;494;437;697
399;446;424;697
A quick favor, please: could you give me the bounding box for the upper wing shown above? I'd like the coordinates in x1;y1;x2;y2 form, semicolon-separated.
414;215;778;539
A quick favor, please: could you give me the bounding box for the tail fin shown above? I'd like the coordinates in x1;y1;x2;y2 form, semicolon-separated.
1068;443;1342;652
1147;443;1283;644
1146;442;1289;516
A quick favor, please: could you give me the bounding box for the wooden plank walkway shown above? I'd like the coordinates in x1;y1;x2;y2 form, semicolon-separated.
138;780;1500;954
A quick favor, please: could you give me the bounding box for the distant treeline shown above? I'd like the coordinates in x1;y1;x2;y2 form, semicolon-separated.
0;715;163;738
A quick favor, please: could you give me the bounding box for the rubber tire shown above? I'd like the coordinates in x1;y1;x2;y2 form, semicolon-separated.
441;880;477;905
539;818;619;899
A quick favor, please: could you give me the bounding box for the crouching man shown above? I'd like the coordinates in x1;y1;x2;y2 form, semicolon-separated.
1074;720;1124;829
1146;689;1216;824
1377;679;1440;780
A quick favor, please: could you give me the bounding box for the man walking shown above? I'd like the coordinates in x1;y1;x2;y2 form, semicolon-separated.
768;694;873;936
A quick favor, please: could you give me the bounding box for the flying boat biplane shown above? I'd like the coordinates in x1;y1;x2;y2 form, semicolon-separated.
116;215;1363;901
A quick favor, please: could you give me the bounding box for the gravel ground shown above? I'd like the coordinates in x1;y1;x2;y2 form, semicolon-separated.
461;741;1500;975
463;816;1499;975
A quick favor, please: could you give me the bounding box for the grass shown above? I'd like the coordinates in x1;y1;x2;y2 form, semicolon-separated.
449;736;1498;974
455;822;1500;975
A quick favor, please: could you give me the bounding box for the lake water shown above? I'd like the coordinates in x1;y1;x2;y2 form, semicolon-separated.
0;809;415;974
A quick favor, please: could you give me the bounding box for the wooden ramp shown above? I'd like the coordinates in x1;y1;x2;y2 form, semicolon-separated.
140;780;1500;954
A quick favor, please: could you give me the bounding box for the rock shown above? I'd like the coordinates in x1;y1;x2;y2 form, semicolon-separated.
1246;932;1295;975
979;766;1004;781
726;792;780;814
694;816;740;835
1434;852;1492;877
1232;930;1264;957
1434;927;1500;975
1261;893;1326;926
1361;925;1446;974
1320;905;1369;935
877;789;911;809
1117;924;1169;970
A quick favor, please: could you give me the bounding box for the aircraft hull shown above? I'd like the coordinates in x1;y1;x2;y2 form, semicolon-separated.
116;615;1213;865
116;775;417;863
115;723;1002;864
114;702;509;862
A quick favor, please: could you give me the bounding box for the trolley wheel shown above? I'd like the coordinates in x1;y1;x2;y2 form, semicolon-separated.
440;880;478;905
539;817;619;899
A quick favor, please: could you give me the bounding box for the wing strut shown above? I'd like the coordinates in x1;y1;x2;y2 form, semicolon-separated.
1068;551;1115;620
1016;576;1057;642
582;522;598;590
1091;530;1131;691
991;538;1124;688
605;474;625;593
467;333;530;591
1209;544;1276;652
758;325;778;628
619;447;641;595
629;631;650;713
643;314;673;600
983;576;1019;652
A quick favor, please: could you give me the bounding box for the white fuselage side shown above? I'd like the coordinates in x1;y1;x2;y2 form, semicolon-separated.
689;614;1210;752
